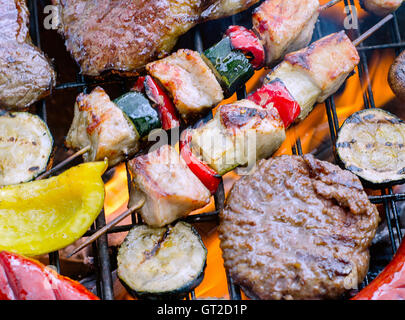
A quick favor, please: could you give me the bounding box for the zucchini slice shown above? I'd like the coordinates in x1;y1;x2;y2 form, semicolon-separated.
114;91;161;138
117;222;207;299
337;108;405;186
0;111;53;187
203;37;254;97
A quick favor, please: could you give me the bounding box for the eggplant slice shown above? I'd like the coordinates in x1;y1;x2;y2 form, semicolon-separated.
117;221;207;299
0;111;53;186
336;108;405;186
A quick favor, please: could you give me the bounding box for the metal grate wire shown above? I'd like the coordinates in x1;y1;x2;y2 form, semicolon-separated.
27;0;404;300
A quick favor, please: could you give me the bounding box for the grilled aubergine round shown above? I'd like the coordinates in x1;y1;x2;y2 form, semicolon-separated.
336;108;405;187
389;50;405;101
0;111;53;187
117;221;207;300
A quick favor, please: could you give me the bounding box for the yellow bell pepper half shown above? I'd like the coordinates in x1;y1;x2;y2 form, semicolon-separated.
0;161;107;256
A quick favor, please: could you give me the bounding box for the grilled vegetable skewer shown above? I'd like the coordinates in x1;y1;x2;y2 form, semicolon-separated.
66;19;391;240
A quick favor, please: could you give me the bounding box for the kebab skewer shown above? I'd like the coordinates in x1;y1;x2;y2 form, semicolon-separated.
63;0;342;171
65;0;341;137
66;15;394;257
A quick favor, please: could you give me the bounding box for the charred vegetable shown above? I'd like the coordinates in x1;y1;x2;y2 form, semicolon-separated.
0;161;106;256
336;108;405;186
118;222;207;299
0;111;53;187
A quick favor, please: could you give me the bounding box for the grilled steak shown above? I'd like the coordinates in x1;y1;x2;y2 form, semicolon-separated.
219;155;379;300
0;0;56;110
52;0;259;76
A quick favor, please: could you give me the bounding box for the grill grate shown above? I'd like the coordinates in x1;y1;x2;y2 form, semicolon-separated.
26;0;404;300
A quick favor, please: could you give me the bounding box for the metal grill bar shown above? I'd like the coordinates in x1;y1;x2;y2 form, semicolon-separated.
27;0;405;300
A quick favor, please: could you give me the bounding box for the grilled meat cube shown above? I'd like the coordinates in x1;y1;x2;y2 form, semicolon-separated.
0;0;56;110
52;0;259;76
191;99;285;174
266;31;359;120
282;31;359;103
128;145;211;227
252;0;320;65
219;155;379;300
146;49;223;120
361;0;403;16
65;87;139;167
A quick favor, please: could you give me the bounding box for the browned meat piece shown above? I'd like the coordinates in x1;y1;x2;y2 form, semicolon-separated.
65;87;140;167
361;0;403;16
128;145;211;227
53;0;259;76
219;155;380;300
0;0;56;110
146;49;223;121
283;31;360;102
252;0;320;65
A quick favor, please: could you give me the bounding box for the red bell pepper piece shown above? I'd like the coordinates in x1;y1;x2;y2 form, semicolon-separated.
0;251;99;300
132;76;146;92
247;79;301;128
225;25;265;70
352;238;405;300
144;75;180;131
180;129;221;195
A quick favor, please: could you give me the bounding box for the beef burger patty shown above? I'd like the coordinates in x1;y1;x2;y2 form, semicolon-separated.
219;154;379;300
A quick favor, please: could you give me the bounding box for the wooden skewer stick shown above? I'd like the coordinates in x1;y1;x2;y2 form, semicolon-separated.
35;145;91;180
319;0;343;11
66;197;146;258
353;14;394;47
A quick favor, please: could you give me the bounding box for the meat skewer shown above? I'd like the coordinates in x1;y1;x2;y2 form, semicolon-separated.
66;17;393;256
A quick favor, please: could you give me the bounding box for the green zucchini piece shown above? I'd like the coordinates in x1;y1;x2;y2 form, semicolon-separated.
337;108;405;187
118;221;207;300
0;111;53;187
203;37;254;97
114;91;161;138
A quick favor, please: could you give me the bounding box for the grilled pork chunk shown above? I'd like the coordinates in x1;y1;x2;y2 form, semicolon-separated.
191;99;285;175
361;0;403;16
0;0;56;110
128;145;211;227
266;31;359;120
146;49;224;121
252;0;320;65
66;87;139;167
52;0;259;76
